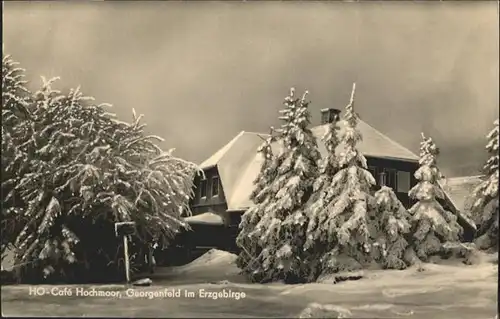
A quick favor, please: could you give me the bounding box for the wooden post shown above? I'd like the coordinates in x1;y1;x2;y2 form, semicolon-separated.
123;235;130;283
115;221;135;284
148;243;156;274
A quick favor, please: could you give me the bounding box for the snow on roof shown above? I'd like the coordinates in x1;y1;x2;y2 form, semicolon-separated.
311;122;419;162
200;120;418;210
198;119;419;211
200;131;246;169
217;132;267;211
184;212;224;225
440;175;484;212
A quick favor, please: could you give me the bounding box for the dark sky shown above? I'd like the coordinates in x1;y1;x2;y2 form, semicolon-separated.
3;1;499;177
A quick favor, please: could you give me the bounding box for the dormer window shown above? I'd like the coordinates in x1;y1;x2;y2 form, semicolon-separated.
211;176;220;197
320;108;341;125
199;179;207;198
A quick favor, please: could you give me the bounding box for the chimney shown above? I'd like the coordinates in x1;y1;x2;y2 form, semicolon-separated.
320;108;341;125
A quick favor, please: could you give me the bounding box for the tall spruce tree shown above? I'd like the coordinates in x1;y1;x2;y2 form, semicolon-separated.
248;88;321;283
471;119;499;251
1;54;199;282
370;186;412;269
306;83;376;276
304;104;341;279
313;109;341;194
408;133;463;261
236;127;278;280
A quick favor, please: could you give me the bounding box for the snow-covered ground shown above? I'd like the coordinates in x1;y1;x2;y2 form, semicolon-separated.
1;249;498;318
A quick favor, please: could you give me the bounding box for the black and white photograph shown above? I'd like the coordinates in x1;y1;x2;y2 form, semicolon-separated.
1;1;498;318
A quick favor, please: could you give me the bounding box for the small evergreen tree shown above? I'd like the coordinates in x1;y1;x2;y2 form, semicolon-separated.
236;127;278;280
370;186;412;269
248;88;321;283
306;83;376;276
408;133;463;262
471;119;499;251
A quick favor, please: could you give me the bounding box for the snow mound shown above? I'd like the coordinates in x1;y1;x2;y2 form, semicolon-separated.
297;303;352;318
158;249;244;285
179;249;237;272
184;212;224;225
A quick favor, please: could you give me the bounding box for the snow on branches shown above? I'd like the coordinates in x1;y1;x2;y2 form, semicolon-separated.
236;128;278;279
2;54;31;124
472;119;499;251
1;54;33;254
2;53;199;281
313;109;341;194
371;186;412;269
242;88;321;283
408;133;463;261
305;83;376;275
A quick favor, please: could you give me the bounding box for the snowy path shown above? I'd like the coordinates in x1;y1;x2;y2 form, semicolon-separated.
1;251;498;318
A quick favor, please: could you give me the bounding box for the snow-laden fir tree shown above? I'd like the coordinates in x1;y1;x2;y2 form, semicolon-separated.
1;54;32;256
248;88;321;283
407;133;463;262
236;128;278;280
370;186;413;269
2;55;199;282
2;54;31;125
305;83;376;276
471;119;499;251
303;105;341;279
312;108;341;195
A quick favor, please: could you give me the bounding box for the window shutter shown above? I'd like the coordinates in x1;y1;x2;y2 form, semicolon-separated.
397;171;411;193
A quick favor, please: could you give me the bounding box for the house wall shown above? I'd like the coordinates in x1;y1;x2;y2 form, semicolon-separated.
366;156;419;208
189;166;228;216
188;157;420;224
175;155;473;265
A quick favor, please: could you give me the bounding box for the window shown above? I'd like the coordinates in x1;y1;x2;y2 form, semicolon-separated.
211;176;220;197
199;179;207;198
397;171;411;193
321;111;329;125
385;169;397;190
378;171;386;186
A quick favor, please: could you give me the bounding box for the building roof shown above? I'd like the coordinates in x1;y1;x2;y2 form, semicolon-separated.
440;175;484;213
311;122;419;162
184;212;224;225
200;119;419;211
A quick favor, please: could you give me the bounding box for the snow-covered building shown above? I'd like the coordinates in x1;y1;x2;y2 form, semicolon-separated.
187;108;476;243
440;175;484;214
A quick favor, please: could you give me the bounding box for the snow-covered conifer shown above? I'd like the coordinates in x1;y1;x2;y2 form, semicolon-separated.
2;54;31;125
248;88;321;283
305;83;376;276
408;133;463;261
472;119;499;251
313;108;341;195
1;54;32;255
370;186;412;269
236;128;278;279
302;104;341;279
2;56;199;282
